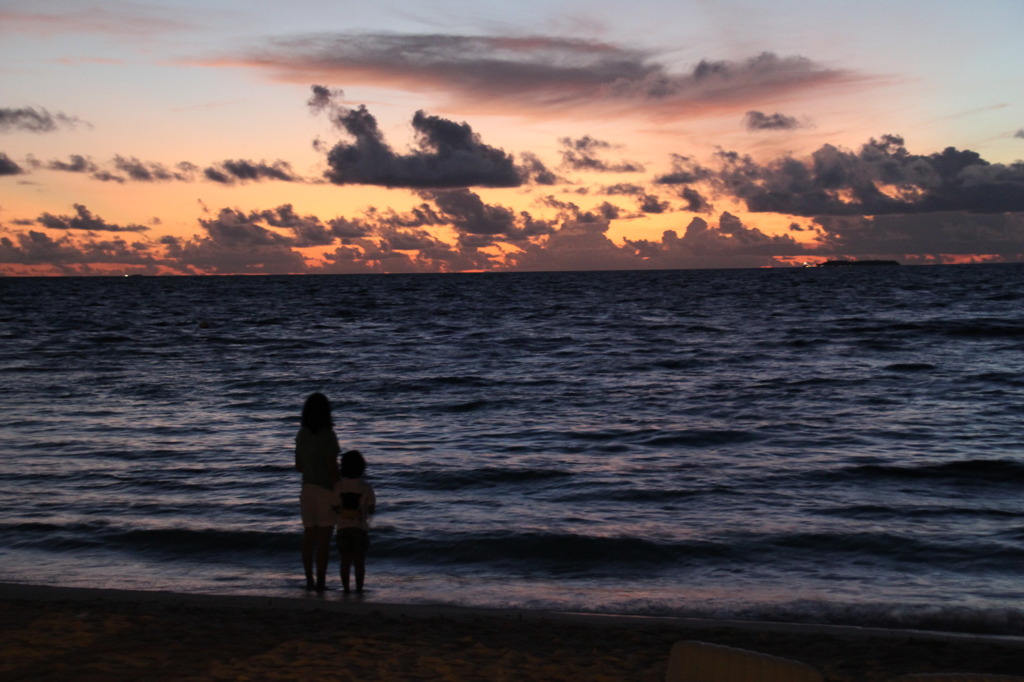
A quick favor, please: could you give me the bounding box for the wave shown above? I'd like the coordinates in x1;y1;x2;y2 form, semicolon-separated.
399;467;574;491
840;318;1024;340
841;458;1024;484
682;600;1024;636
370;528;1024;573
820;503;1021;521
374;531;725;571
637;429;759;447
0;522;296;557
883;362;937;372
19;520;1013;575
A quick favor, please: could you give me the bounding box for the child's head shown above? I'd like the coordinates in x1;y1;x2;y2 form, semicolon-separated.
340;450;366;478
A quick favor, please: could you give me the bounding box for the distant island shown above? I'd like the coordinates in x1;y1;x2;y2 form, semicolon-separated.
816;259;900;267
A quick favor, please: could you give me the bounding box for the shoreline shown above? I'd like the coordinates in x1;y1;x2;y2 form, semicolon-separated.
2;582;1022;681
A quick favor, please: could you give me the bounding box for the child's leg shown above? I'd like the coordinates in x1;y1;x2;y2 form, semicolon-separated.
353;553;366;593
340;553;352;592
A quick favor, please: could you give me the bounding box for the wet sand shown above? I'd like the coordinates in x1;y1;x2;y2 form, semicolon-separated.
1;583;1022;681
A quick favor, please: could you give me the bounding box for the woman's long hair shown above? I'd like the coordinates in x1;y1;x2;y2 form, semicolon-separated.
301;392;333;434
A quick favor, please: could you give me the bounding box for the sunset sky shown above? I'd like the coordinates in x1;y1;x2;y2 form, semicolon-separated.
2;0;1023;275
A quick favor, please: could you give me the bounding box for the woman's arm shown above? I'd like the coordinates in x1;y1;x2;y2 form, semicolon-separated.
365;484;376;515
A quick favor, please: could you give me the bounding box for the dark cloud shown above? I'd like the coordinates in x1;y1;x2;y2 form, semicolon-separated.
654;155;714;213
307;84;345;113
743;110;804;131
679;187;712;213
319;234;487;274
6;188;1024;274
518;151;560;185
423;189;555;247
37;204;148;232
204;159;297;184
506;208;636;272
366;203;445;230
654;154;715;185
427;189;514;238
238;36;854;119
0;231;80;265
199;208;294;247
559;136;644;173
0;230;159;272
716;135;1024;215
639;193;669;214
0;152;22;175
320;104;521;188
250;204;334;246
0;107;87;133
603;183;644;196
43;153;290;184
328;216;373;240
813;212;1024;261
161;208;308;274
47;154;97;173
113;156;196;182
1016;129;1024;140
623;213;807;269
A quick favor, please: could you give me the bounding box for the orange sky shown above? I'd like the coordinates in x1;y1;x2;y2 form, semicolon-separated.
2;1;1023;275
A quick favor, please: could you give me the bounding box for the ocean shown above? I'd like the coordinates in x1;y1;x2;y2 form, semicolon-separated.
2;265;1023;634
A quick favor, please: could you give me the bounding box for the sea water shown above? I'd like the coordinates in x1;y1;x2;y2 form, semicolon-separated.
2;265;1023;634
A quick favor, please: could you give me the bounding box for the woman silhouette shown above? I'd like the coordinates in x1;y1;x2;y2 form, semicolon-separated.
294;392;340;592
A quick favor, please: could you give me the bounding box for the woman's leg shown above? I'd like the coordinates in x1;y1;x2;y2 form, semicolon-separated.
314;526;332;592
302;527;316;590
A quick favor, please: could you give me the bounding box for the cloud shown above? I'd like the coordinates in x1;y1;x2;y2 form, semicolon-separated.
250;204;335;247
1016;129;1024;139
0;107;87;133
204;159;298;184
639;193;669;214
221;35;858;119
654;154;715;185
422;188;555;248
37;204;148;232
0;230;160;273
0;152;22;175
652;154;714;213
111;156;197;182
743;110;804;131
518;151;560;185
319;101;521;188
0;231;81;266
715;135;1024;215
559;136;644;172
0;7;189;37
307;84;345;114
505;207;639;272
161;208;308;274
42;153;296;184
47;154;97;173
679;187;713;213
623;213;808;269
812;212;1024;261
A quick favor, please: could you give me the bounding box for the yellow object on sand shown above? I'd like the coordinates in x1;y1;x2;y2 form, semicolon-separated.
888;671;1024;675
666;640;823;682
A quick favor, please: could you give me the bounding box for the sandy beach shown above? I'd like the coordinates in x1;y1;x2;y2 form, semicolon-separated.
1;583;1022;681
